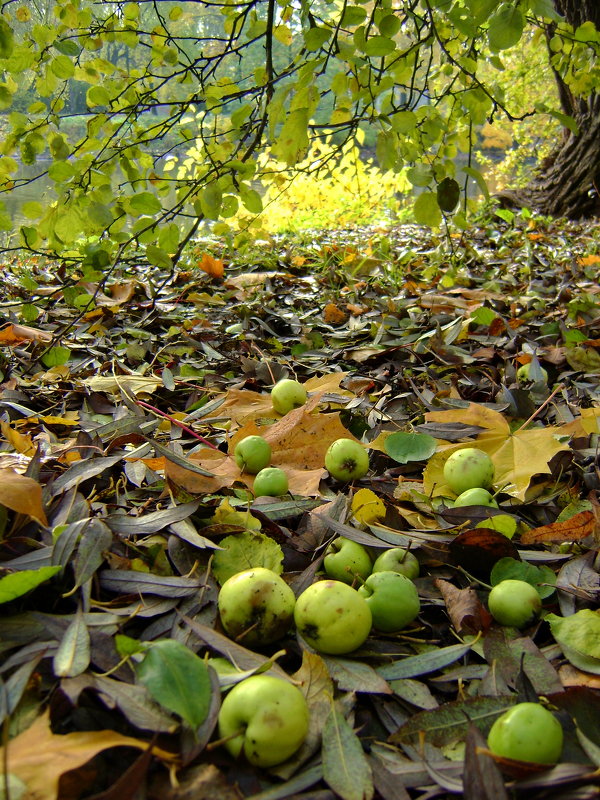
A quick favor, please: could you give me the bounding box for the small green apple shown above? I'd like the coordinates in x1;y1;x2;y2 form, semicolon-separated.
453;488;498;507
487;702;563;764
372;548;419;579
234;435;272;474
271;378;307;415
217;674;309;767
325;438;369;481
253;467;289;497
487;579;542;628
294;580;372;654
218;567;295;646
323;537;372;584
517;362;548;383
443;447;494;494
358;571;420;631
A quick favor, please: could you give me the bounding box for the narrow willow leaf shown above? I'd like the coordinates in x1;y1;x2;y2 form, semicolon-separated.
377;642;473;680
53;608;91;678
136;639;213;730
322;708;374;800
0;566;61;604
72;519;113;590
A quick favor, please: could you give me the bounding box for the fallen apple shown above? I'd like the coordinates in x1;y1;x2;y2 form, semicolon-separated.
218;567;295;646
217;674;310;767
234;435;272;474
271;378;307;415
323;537;372;584
372;547;419;580
487;702;563;764
453;487;498;507
358;571;420;631
517;362;548;383
294;579;372;654
325;438;369;482
443;447;494;494
487;578;542;628
253;467;289;497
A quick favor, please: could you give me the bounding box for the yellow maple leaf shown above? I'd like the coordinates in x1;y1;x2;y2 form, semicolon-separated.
422;403;571;500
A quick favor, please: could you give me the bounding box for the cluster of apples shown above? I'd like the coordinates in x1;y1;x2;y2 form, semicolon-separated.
233;378;371;495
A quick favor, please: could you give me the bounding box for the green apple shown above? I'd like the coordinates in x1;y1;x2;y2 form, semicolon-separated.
271;378;307;415
253;467;289;497
294;580;372;654
323;537;372;584
487;702;563;764
443;447;494;494
453;488;498;507
218;567;295;646
487;579;542;628
372;548;419;580
517;362;548;383
358;571;420;632
234;435;271;474
217;674;309;767
325;438;369;482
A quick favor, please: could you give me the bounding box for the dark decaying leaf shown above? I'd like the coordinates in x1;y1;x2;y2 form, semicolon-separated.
436;177;460;212
72;519;113;590
482;627;564;696
377;641;474;680
53;606;91;678
323;657;392;695
50;455;124;495
100;570;204;597
0;655;42;724
389;695;516;747
105;500;201;536
463;723;509;800
435;578;493;634
449;528;520;576
322;707;374;800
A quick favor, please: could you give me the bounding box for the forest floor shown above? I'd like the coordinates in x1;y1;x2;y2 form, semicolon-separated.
0;212;600;800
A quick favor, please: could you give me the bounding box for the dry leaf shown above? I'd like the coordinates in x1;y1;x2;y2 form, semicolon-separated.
0;468;48;525
520;511;596;544
1;710;176;800
0;422;36;456
0;323;53;345
198;253;224;279
323;303;348;325
435;578;492;634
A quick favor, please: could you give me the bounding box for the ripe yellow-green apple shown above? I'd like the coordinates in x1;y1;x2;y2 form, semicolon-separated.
517;362;549;383
487;579;542;628
253;467;289;497
217;674;309;767
325;438;369;481
218;567;295;646
453;488;499;507
443;447;494;494
234;435;271;474
294;579;372;654
358;571;420;631
323;537;372;584
372;547;419;580
271;378;307;414
487;702;563;764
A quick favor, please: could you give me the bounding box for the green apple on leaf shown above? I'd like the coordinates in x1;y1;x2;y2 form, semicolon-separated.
253;467;289;497
453;487;498;507
487;579;542;628
443;447;494;494
218;567;295;646
294;579;372;654
358;571;420;631
487;702;563;764
372;547;419;579
323;537;372;584
325;438;369;481
234;435;271;474
271;378;307;414
217;674;310;767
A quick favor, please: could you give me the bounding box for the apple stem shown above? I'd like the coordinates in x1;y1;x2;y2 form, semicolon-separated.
206;728;246;751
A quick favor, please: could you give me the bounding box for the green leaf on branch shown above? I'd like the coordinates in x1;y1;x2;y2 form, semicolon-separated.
413;192;442;228
488;4;525;51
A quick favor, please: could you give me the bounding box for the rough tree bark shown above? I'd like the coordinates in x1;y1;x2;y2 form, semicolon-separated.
501;0;600;218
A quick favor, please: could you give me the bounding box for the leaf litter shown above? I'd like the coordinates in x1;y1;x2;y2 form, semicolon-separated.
0;216;599;798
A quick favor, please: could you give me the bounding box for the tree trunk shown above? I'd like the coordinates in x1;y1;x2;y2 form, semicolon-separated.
500;0;600;218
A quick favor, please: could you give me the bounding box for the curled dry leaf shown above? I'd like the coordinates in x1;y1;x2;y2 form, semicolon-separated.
520;511;596;544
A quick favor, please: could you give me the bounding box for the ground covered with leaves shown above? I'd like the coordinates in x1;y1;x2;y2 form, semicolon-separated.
0;212;600;800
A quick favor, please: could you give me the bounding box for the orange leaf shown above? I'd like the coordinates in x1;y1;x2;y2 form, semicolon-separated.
1;710;176;800
199;253;224;279
0;422;36;456
520;510;595;544
0;468;48;525
323;303;348;325
0;324;53;345
579;254;600;266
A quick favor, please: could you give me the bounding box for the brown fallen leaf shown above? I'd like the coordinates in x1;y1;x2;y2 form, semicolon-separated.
0;323;53;345
0;710;176;800
435;578;493;635
520;511;596;545
0;468;48;526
